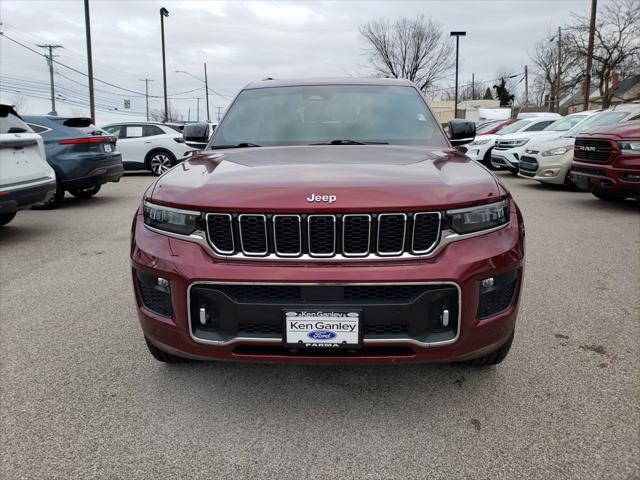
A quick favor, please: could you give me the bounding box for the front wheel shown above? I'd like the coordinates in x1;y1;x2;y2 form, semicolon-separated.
148;151;176;176
592;191;625;202
69;184;101;199
465;331;514;366
0;212;17;227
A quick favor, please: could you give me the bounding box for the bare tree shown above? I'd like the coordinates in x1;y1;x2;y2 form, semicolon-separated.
149;108;182;123
10;96;29;114
359;15;453;93
567;0;640;107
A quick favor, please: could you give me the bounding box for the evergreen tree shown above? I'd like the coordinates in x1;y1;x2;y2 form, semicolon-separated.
492;78;515;106
483;87;493;100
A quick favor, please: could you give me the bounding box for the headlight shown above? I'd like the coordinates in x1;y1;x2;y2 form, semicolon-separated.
542;146;572;157
446;199;510;235
143;201;201;235
470;139;492;146
619;141;640;155
510;139;529;147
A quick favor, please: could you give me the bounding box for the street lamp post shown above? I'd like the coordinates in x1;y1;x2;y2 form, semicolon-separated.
450;31;466;119
160;7;169;122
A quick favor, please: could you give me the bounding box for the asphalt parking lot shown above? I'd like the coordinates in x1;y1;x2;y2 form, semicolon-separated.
1;172;638;480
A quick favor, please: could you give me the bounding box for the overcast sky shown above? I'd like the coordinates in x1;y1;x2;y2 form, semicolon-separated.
0;0;590;125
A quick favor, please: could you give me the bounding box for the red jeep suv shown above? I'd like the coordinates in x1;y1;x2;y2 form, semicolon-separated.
131;78;525;365
571;121;640;201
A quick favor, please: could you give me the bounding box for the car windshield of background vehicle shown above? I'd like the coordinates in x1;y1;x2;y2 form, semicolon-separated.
476;121;502;134
564;111;631;138
210;84;449;148
544;115;588;132
496;119;531;135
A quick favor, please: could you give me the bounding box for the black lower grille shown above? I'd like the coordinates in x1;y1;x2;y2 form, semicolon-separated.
572;166;606;176
190;283;459;345
518;156;539;172
478;270;519;319
136;270;172;317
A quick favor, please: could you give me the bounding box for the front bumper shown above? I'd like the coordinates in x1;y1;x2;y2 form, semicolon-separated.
491;150;520;172
518;153;572;185
571;161;640;198
131;204;525;364
0;178;57;214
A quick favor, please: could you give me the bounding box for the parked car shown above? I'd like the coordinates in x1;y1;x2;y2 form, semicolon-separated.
465;116;558;169
475;119;516;135
490;112;596;173
101;122;195;175
131;77;525;366
570;121;640;201
0;105;57;226
518;104;640;188
23;116;123;207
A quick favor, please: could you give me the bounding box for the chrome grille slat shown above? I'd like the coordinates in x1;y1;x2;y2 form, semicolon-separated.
205;211;442;259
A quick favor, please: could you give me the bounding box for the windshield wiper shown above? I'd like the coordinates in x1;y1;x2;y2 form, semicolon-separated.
310;139;389;145
210;142;262;149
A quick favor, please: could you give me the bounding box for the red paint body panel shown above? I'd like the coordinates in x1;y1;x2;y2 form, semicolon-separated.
149;146;503;212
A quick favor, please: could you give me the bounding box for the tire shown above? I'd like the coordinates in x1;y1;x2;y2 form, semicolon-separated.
482;149;496;170
465;331;514;366
592;191;625;202
147;150;176;176
0;212;17;227
32;181;64;209
145;338;190;363
564;172;580;191
69;184;101;199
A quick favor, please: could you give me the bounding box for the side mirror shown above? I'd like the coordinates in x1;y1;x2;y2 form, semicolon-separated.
448;119;476;146
183;122;210;149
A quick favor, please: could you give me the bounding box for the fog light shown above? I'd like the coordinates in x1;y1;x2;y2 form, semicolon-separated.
199;306;207;325
157;277;170;291
543;170;555;177
481;277;494;288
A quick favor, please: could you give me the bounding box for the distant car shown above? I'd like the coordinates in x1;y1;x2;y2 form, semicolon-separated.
518;104;640;188
101;122;195;175
570;121;640;201
491;112;596;174
465;117;558;169
24;116;123;208
475;119;516;135
0;105;57;226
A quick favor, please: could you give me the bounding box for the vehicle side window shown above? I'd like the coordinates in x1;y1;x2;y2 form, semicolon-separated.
525;120;554;132
124;125;144;138
143;125;164;136
628;114;640;121
103;125;122;137
26;123;50;134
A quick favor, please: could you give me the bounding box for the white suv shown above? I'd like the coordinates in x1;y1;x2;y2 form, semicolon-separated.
0;105;56;226
101;122;194;175
490;112;597;173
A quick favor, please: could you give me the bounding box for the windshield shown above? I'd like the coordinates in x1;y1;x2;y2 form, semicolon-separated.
544;115;588;132
497;119;532;135
476;121;502;134
564;111;632;137
210;84;448;148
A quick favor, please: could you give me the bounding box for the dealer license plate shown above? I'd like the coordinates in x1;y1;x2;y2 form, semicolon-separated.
103;143;113;153
284;310;360;348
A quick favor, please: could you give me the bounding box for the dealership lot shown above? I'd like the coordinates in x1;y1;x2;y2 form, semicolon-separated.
0;172;638;479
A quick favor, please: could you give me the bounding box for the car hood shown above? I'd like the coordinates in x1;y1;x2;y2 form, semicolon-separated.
149;145;503;211
528;135;577;151
499;130;564;142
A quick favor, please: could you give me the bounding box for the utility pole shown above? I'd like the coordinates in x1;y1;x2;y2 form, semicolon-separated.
216;106;223;122
37;44;62;115
584;0;597;110
204;62;210;122
556;26;562;113
450;31;466;119
160;7;169;122
196;97;200;122
524;65;529;106
471;73;475;100
138;79;153;121
187;108;191;122
83;0;95;123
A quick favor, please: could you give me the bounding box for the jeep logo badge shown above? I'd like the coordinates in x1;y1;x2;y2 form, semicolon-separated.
307;193;336;204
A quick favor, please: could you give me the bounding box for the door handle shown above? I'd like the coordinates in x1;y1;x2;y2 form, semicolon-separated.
144;141;152;144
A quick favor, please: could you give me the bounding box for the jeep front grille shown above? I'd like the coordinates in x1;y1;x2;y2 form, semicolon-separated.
205;211;441;259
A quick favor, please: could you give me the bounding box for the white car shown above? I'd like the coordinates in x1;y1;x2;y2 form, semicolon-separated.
0;105;57;226
465;117;558;169
101;122;195;175
518;104;640;187
490;112;597;173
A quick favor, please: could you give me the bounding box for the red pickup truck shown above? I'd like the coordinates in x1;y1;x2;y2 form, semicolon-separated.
571;121;640;201
130;78;525;366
